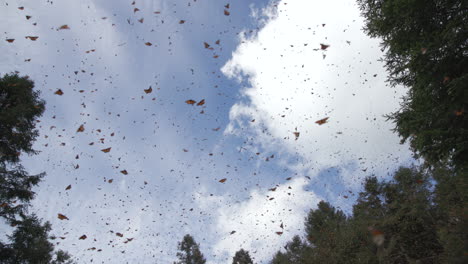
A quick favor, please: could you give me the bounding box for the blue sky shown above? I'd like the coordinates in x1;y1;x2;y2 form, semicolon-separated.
1;0;415;263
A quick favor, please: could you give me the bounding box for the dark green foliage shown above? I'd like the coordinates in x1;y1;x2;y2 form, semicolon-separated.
51;250;74;264
0;73;46;221
432;167;467;263
0;214;73;264
271;236;310;264
0;73;45;165
0;73;73;263
271;167;466;264
0;243;15;263
304;202;375;264
270;251;290;264
232;249;254;264
353;167;443;263
357;0;468;169
305;201;347;247
304;202;348;263
0;164;44;221
175;234;206;264
8;214;54;264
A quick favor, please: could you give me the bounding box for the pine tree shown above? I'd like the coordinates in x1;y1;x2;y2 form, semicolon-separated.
270;251;290;264
356;0;468;170
7;214;54;264
0;73;45;221
0;165;44;221
270;167;461;263
232;249;254;264
51;250;74;264
175;234;206;264
0;73;74;263
285;236;310;263
352;167;443;263
0;214;73;264
432;166;467;263
0;73;45;165
304;201;347;263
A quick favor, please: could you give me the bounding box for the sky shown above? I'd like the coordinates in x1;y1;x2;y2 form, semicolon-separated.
1;0;415;263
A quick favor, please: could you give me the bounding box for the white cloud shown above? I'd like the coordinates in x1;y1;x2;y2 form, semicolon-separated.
1;0;416;263
213;1;415;261
222;0;413;179
197;178;320;263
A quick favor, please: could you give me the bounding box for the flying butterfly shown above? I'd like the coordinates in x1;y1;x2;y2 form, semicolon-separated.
315;117;329;125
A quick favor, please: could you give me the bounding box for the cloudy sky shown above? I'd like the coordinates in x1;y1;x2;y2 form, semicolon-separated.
1;0;415;263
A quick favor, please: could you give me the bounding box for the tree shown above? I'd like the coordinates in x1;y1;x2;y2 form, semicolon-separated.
0;73;73;263
270;167;462;263
0;73;45;221
232;249;254;264
175;234;206;264
271;236;311;264
304;201;347;258
271;203;350;264
0;214;73;264
305;202;366;264
0;73;45;165
0;165;44;221
51;250;74;264
357;0;468;170
7;214;54;264
432;166;467;263
353;167;443;263
270;251;290;264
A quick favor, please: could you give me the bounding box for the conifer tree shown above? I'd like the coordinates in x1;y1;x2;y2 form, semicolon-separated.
356;0;468;169
175;234;206;264
0;73;74;263
271;167;465;263
0;214;73;264
0;73;45;221
232;249;254;264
